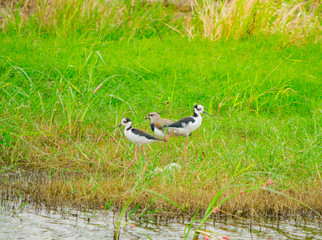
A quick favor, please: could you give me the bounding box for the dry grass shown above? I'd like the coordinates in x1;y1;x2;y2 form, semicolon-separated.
1;0;320;42
192;0;321;42
2;168;321;219
0;0;124;31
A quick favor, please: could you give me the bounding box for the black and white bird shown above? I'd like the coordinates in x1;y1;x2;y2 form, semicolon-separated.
115;118;166;178
162;105;212;165
145;112;176;150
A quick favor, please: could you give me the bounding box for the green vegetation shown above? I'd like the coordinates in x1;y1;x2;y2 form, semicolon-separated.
0;0;321;233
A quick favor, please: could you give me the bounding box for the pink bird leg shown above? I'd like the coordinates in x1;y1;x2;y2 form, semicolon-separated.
141;145;147;172
165;133;175;151
184;135;188;165
118;145;138;178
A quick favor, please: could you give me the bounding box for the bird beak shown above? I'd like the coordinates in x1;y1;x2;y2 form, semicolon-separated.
114;124;122;129
203;111;213;117
144;116;150;119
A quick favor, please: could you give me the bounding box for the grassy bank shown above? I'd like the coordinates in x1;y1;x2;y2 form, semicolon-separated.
1;33;321;218
0;0;321;226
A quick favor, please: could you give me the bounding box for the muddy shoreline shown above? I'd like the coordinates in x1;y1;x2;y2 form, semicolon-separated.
1;168;321;222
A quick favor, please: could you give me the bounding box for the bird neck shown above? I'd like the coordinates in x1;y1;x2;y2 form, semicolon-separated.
126;124;132;131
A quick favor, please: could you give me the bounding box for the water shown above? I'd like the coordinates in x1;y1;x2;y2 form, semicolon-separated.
0;201;321;240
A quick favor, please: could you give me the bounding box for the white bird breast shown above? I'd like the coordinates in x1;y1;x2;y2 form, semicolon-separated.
124;129;157;145
154;127;167;138
171;116;202;135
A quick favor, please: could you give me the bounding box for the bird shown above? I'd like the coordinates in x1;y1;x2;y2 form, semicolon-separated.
145;112;176;150
115;118;166;178
162;105;212;165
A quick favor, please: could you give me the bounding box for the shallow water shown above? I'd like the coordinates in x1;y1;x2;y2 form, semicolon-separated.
0;201;321;240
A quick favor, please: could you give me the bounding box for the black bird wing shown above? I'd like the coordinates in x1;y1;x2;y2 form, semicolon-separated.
164;116;195;128
132;128;166;142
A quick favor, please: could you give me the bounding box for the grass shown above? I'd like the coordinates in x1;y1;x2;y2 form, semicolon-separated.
1;33;321;214
0;0;321;236
1;0;320;43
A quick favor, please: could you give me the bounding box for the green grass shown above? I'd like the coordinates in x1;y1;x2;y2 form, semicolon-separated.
1;32;321;214
0;1;321;229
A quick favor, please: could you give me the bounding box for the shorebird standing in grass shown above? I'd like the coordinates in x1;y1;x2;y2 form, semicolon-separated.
115;118;166;178
162;105;212;165
145;112;176;150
